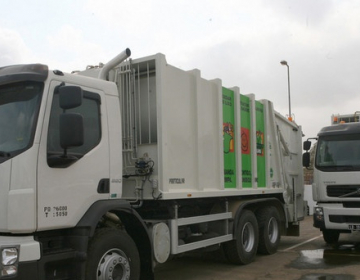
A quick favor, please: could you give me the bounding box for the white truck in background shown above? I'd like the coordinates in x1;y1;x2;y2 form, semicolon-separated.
0;48;305;280
303;112;360;243
331;112;360;125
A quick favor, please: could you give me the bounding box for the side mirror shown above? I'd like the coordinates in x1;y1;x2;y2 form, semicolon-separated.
60;113;84;149
59;86;83;110
303;140;311;151
302;152;310;168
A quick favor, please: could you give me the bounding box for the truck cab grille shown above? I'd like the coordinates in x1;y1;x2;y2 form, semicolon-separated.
327;185;360;197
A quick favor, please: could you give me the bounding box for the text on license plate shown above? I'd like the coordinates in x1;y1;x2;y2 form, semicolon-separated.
348;225;360;230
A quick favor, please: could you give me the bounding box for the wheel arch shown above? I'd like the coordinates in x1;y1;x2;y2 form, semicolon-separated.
76;200;153;279
229;198;287;236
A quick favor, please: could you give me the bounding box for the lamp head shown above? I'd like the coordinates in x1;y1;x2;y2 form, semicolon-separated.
280;60;288;66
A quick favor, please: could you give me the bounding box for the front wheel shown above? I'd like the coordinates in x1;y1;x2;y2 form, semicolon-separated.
223;209;259;265
86;228;140;280
322;229;340;244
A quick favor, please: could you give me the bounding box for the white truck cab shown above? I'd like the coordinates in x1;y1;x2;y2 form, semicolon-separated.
303;122;360;243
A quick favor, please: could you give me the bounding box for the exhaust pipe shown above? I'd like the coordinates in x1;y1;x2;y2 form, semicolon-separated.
98;48;131;80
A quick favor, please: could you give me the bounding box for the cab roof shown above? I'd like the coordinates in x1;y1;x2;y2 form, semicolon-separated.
0;64;48;85
318;122;360;136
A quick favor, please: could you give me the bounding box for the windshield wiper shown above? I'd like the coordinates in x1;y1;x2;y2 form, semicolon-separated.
0;151;10;157
339;188;360;198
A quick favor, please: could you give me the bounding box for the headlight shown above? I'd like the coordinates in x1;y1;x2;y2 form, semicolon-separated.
1;247;19;278
314;207;324;216
2;248;18;266
314;207;324;222
1;266;17;277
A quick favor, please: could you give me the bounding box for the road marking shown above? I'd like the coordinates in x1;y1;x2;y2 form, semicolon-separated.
280;235;323;252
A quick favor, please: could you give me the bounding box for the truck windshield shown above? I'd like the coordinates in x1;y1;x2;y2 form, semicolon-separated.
315;134;360;171
0;82;43;161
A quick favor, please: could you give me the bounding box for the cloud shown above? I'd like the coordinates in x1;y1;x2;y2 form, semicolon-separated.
2;0;360;140
261;0;334;26
45;25;107;72
0;28;33;66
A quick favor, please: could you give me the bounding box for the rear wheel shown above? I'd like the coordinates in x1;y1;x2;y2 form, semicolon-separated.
322;229;340;244
223;209;259;265
86;228;140;280
257;206;281;255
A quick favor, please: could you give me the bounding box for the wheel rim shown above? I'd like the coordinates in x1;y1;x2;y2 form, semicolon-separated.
268;217;279;244
97;248;130;280
242;221;255;252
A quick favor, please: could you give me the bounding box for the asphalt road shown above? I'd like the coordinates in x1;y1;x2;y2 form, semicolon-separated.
154;215;360;280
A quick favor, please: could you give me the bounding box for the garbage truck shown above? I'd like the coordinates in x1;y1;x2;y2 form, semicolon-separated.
303;112;360;243
0;48;305;280
331;112;360;125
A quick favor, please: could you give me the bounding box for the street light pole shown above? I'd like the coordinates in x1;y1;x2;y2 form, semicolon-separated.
280;60;292;121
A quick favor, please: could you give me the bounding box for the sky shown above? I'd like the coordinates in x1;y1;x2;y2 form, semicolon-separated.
1;0;360;139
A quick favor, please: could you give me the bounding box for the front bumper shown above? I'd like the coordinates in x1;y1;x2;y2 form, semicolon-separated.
313;203;360;231
0;236;40;279
8;261;38;280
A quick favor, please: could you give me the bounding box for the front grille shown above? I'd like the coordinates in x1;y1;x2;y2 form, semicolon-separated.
343;202;360;208
327;185;360;197
329;215;360;224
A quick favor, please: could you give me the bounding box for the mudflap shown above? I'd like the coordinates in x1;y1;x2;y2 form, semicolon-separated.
286;223;300;236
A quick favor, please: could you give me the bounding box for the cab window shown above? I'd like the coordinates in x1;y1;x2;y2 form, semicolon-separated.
47;89;101;167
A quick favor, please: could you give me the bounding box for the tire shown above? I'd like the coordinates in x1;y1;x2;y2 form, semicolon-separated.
223;209;259;265
86;228;140;280
322;229;340;244
257;206;281;255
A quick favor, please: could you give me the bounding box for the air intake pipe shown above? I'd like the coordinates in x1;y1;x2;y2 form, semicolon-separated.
98;48;131;80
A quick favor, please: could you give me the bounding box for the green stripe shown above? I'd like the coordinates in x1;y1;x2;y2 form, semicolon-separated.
222;88;236;188
240;94;252;188
255;101;266;187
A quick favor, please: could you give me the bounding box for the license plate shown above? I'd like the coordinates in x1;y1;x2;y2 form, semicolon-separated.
348;225;360;231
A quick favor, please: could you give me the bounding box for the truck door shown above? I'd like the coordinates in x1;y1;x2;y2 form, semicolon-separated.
37;81;110;230
290;173;305;221
287;128;305;222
